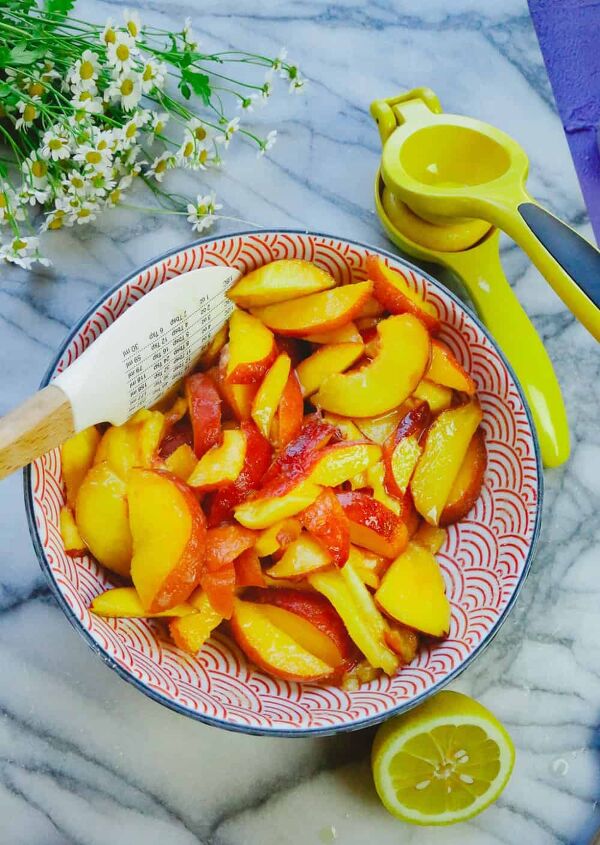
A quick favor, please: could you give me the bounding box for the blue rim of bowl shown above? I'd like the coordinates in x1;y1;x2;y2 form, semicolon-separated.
24;228;543;738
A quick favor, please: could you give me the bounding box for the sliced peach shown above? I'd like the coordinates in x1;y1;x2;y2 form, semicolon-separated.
355;409;402;445
235;481;322;530
169;589;223;653
384;623;420;665
75;461;132;576
413;522;447;555
426;339;476;395
128;469;207;612
185;372;222;459
365;254;440;332
91;586;193;618
349;470;369;490
366;461;403;517
411;401;483;525
255;517;302;557
412;379;453;414
203;524;257;571
95;410;165;478
382;401;431;498
304;322;362;344
309;441;381;487
258;416;336;495
296;342;364;397
216;346;257;421
206;420;272;526
357;295;385;319
360;325;380;358
251;281;373;337
251;353;291;440
309;565;398;675
61;426;101;507
245;588;359;673
336;491;408;559
440;427;487;526
187;429;247;491
314;314;430;417
200;563;236;618
322;413;363;441
300;489;350;567
230;599;335;681
60;505;87;556
228;259;337;308
375;542;451;637
275;370;303;448
164;443;198;481
158;417;193;460
235;547;266;588
226;309;277;384
274;336;308;368
198;323;228;368
347;545;388;591
267;533;331;580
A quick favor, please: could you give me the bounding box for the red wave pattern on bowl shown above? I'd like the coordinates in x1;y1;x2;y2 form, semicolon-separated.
28;231;540;734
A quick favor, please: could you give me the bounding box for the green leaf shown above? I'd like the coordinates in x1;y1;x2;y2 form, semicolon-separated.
9;42;46;65
0;163;7;179
181;68;211;105
44;0;76;18
179;81;191;100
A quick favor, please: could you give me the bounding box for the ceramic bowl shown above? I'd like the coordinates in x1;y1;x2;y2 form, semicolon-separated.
25;230;542;736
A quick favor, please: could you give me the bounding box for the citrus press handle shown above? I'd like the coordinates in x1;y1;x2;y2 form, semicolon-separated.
502;201;600;341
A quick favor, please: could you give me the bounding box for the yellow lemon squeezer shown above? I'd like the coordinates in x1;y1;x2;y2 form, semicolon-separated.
371;89;600;467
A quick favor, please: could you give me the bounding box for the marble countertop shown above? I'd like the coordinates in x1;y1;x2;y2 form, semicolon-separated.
1;0;599;843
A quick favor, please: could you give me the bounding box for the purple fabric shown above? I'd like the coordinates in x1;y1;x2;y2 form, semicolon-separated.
528;0;600;243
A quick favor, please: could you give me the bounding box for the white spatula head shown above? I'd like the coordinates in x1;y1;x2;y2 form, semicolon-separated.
54;265;239;431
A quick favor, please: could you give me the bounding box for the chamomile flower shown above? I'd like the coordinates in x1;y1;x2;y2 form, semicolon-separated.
72;199;100;225
67;50;101;92
288;70;306;94
61;171;89;196
146;152;176;182
105;70;142;111
101;19;117;46
123;9;142;39
119;111;147;145
41;126;71;161
74;142;113;175
0;187;25;224
186;192;221;232
257;129;277;157
15;99;40;129
41;208;70;231
0;236;49;269
106;172;134;206
21;152;49;191
150;111;170;136
273;47;288;75
71;88;103;114
217;117;240;148
237;94;257;113
106;32;137;74
140;59;167;94
182;17;198;51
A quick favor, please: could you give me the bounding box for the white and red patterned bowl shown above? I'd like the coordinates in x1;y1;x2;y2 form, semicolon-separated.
25;230;542;736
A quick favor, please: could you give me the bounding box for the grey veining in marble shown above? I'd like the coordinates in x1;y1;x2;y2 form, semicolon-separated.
1;1;599;843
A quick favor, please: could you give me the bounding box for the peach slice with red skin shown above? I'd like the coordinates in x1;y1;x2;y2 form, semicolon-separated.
230;598;336;682
266;533;332;580
382;401;431;498
365;254;440;332
296;342;364;397
275;370;304;448
61;426;101;507
308;441;381;487
206;420;271;526
159;419;193;461
128;469;207;612
185;372;222;459
227;259;337;308
215;346;258;421
169;590;224;653
60;505;87;556
258;416;336;496
410;400;483;525
426;339;476;395
203;524;257;571
187;429;247;491
440;427;487;525
200;564;237;618
251;281;373;337
300;488;350;567
255;517;303;557
234;480;323;530
303;322;362;344
251;353;291;440
336;491;408;559
235;547;266;588
384;623;420;665
226;309;277;384
76;461;132;577
314;314;431;417
245;587;360;674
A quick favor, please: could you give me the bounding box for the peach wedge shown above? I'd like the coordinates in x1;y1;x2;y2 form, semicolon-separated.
314;314;430;417
440;427;487;526
296;342;364;397
187;429;247;491
61;425;101;507
251;353;291;440
226;309;277;384
365;254;440;332
426;339;476;395
227;259;336;308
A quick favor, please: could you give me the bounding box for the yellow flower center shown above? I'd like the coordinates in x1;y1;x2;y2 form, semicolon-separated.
154;120;165;135
98;139;108;150
49;138;63;151
120;78;134;96
104;27;116;44
155;159;168;173
194;126;206;141
80;60;95;80
28;82;44;96
13;239;27;251
23;104;37;122
110;189;121;204
86;151;102;164
79;90;92;102
182;141;193;158
199;149;208;163
78;208;92;219
127;20;139;37
32;160;47;178
125;123;137;139
71;176;84;188
0;194;6;209
116;44;130;62
49;211;65;230
143;64;154;82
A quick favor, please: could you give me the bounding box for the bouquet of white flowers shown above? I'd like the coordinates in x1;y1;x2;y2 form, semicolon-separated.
0;0;305;268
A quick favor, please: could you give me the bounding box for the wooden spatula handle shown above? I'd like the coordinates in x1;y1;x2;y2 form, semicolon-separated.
0;385;75;480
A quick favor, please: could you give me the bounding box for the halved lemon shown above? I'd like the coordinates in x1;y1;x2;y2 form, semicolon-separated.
372;691;515;825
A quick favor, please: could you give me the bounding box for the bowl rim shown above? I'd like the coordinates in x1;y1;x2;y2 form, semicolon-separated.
24;227;543;737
